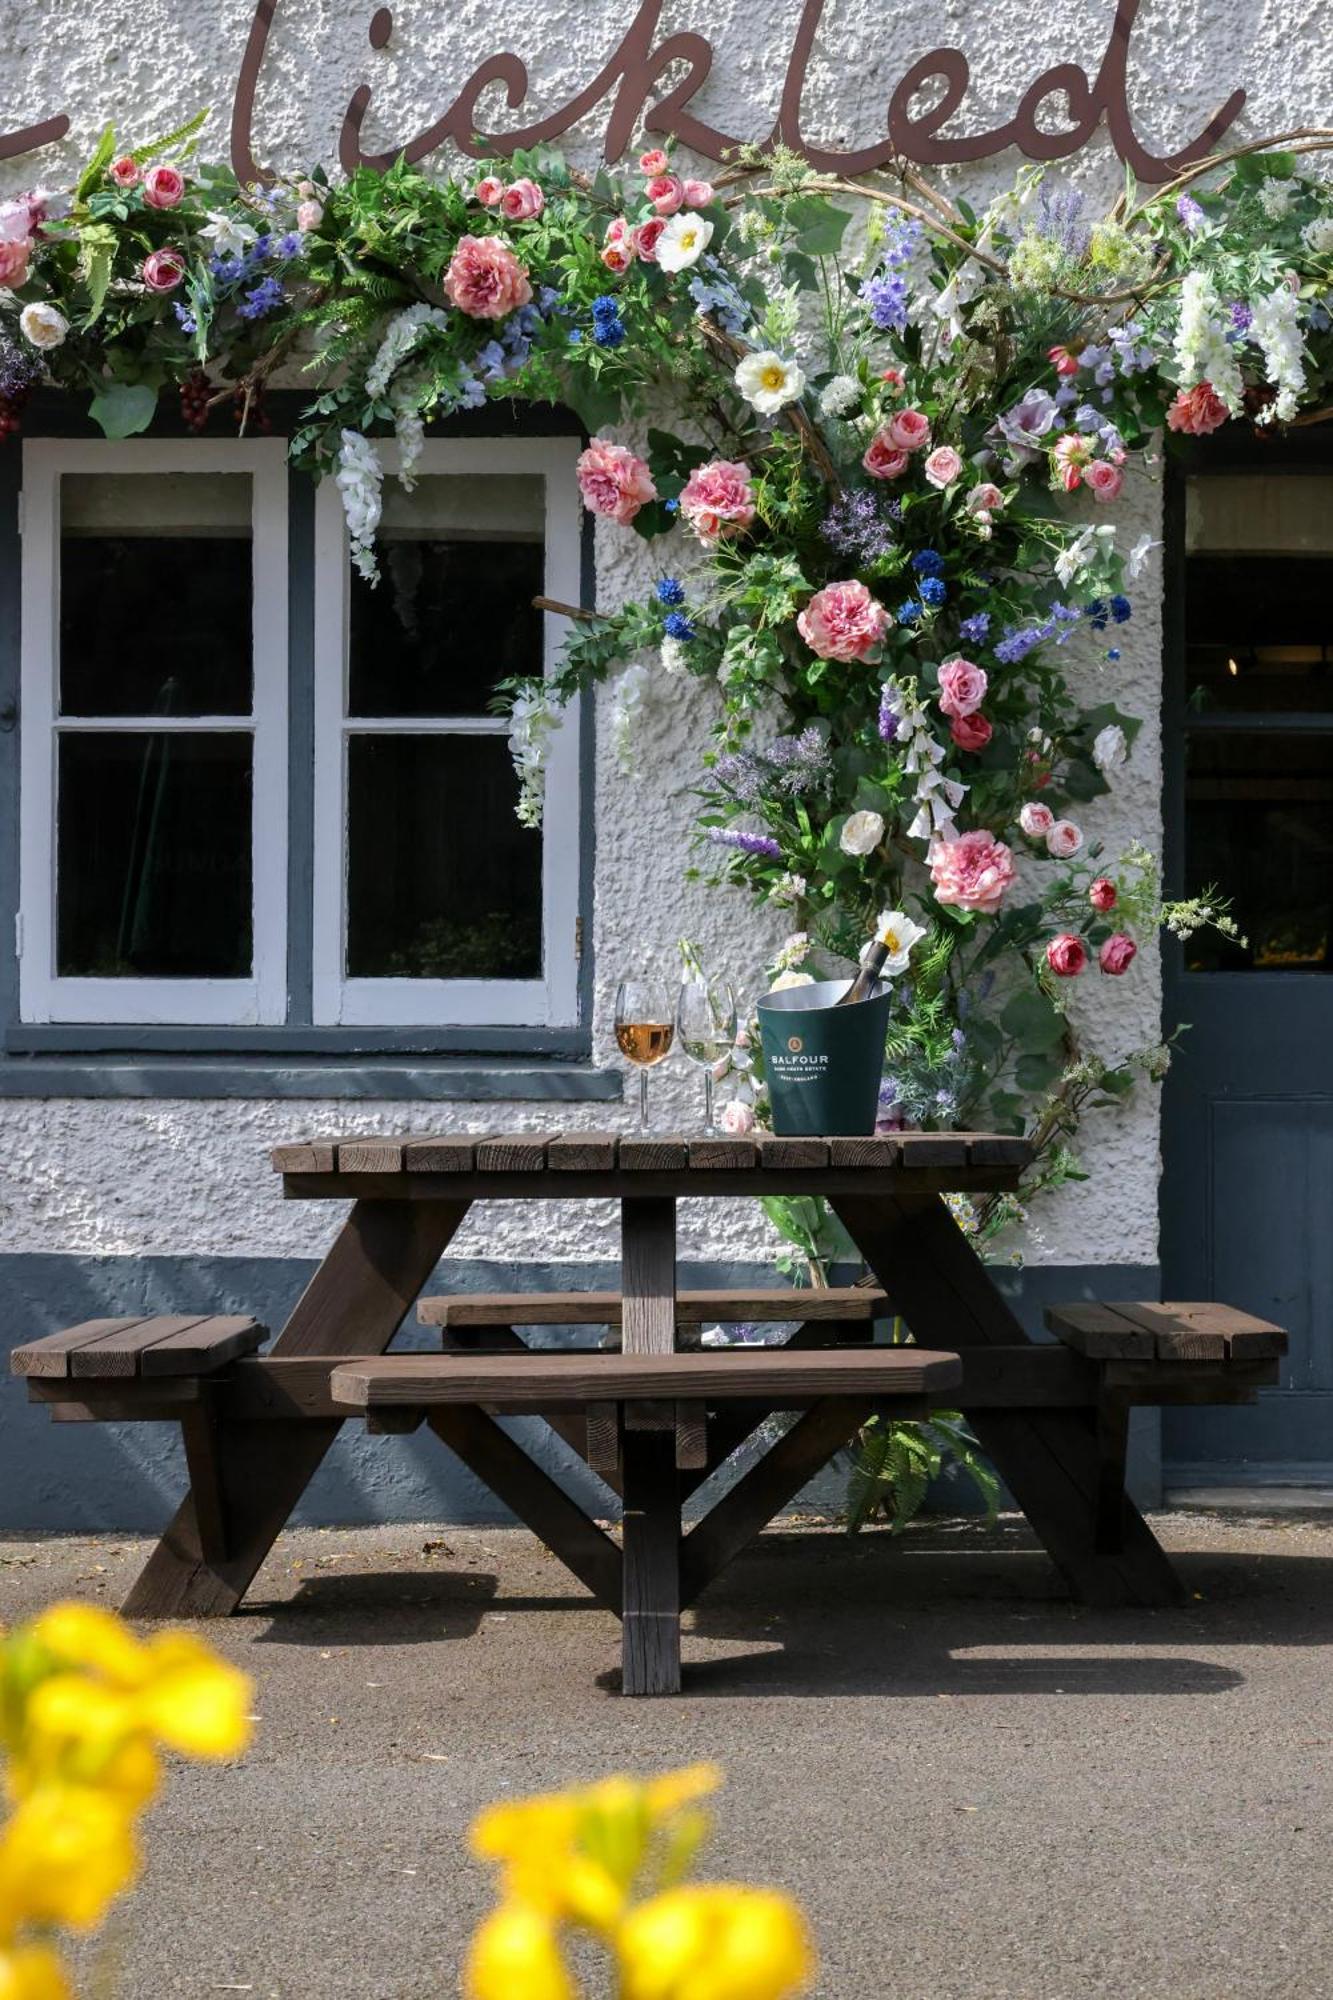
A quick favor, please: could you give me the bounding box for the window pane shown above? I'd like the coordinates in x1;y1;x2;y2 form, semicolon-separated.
1185;557;1333;715
346;735;541;979
1184;730;1333;972
60;473;253;717
57;733;253;977
348;475;545;718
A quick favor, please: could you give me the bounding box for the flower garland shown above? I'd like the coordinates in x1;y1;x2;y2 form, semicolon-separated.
2;119;1330;1227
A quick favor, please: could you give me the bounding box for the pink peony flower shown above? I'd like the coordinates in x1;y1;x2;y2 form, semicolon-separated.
968;482;1004;515
797;580;890;664
442;233;532;319
1018;801;1055;838
682;179;714;208
109;156;141;189
949;711;992;753
924;444;963;489
500;177;544;222
937;656;988;718
142;247;186;292
1045;818;1084;859
632;217;667;263
1046;932;1088;977
0;237;30;287
473;176;505;206
929;830;1017;915
296;200;324;232
1085;459;1124;503
862;430;910;481
1089;875;1118;912
639;148;670;176
645;173;685;216
142;163;185;210
1099;932;1138;975
679;458;755;544
576;438;656;525
1166;382;1230;436
887;407;931;452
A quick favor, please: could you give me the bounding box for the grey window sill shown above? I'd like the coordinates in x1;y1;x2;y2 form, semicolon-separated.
0;1057;625;1102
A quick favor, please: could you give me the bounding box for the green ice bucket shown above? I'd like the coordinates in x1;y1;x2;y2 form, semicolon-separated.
757;977;891;1137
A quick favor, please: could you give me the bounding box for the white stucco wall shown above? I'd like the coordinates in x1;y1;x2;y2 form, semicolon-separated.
0;0;1327;1272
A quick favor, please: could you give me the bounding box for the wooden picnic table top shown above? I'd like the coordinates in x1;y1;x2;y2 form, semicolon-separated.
271;1129;1033;1199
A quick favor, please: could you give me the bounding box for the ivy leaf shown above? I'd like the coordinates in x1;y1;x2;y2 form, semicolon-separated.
1015;1051;1062;1092
89;383;158;439
999;985;1065;1053
785;195;851;258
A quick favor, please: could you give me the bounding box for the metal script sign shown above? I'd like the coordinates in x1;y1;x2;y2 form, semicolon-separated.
2;0;1246;185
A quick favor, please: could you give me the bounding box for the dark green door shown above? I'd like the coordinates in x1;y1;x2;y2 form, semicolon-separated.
1162;447;1333;1485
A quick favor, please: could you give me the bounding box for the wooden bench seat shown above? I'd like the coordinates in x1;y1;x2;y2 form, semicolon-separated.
1046;1301;1287;1363
418;1286;888;1331
11;1315;266;1381
330;1345;960;1411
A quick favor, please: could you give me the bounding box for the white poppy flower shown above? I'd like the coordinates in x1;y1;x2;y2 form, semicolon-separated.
19;302;67;350
656;212;714;273
865;909;928;976
1093;723;1128;773
839;809;885;857
734;348;806;415
770;970;815;992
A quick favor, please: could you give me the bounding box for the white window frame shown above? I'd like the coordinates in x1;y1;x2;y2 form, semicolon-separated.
312;436;582;1029
18;437;289;1026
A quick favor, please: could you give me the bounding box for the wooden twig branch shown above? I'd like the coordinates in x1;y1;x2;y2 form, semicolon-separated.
534;595;599;621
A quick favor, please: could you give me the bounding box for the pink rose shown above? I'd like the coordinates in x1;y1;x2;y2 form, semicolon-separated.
1019;802;1055;838
1099;933;1138;975
797;580;890;664
949;711;992;753
1089;876;1118;912
880;366;905;391
632;217;667;263
1166;382;1229;436
601;242;632;273
0;238;30;288
1046;932;1088;977
937;656;988;719
109;156;141;189
924;445;963;489
142;163;185;210
645;174;685;216
142;247;186;292
887;407;931;453
679;459;755;545
1045;819;1084;859
718;1099;757;1137
682;179;714;208
968;482;1004;515
576;438;657;526
296;200;324;232
473;176;505;206
1085;459;1124;503
638;148;670;176
442;233;532;320
500;177;544;222
862;430;910;481
929;830;1017;916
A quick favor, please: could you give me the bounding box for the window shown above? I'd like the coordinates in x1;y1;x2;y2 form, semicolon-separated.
16;432;584;1041
19;440;288;1024
313;438;582;1028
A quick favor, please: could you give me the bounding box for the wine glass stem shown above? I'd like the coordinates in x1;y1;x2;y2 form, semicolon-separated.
704;1068;715;1133
638;1065;650;1134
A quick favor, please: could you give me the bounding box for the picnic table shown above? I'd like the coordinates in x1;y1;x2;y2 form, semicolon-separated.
13;1129;1287;1695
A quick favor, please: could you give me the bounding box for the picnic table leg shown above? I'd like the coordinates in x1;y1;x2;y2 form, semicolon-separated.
621;1426;681;1696
124;1199;470;1619
833;1191;1184;1609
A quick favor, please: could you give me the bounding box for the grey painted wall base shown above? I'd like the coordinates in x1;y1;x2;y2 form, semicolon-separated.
0;1253;1162;1532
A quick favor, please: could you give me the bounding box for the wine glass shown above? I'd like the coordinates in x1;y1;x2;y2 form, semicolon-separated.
614;976;675;1134
676;975;737;1133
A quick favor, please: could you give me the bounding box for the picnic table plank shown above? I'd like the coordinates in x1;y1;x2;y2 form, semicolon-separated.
619;1135;689;1171
621;1200;676;1357
547;1132;619;1171
475;1133;551;1173
270;1141;337;1174
67;1316;217;1380
686;1135;758;1169
12;1318;151;1379
336;1137;404;1174
418;1286;886;1327
755;1135;830;1168
329;1348;961;1406
402;1136;477;1173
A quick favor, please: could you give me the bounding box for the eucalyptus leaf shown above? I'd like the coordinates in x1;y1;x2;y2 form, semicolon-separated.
89;383;158;439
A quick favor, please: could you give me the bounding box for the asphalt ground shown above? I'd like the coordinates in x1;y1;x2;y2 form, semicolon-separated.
4;1511;1333;2000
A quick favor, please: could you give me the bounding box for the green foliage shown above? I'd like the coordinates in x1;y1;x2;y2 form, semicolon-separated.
847;1412;1000;1533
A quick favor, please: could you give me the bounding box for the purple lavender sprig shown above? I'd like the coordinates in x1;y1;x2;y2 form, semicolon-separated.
707;827;782;860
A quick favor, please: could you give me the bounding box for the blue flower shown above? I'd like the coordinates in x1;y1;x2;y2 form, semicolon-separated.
663;611;695;640
1177;193;1206;234
1110;594;1132;623
593;317;626;348
591;294;620;321
959;612;990;644
861;272;910;334
237;275;284;320
567;328;582;344
173;301;197;336
274;232;302;260
656;578;686;606
910;548;945;578
1085;599;1109;632
919;576;947;608
896;599;923;626
476;339;509;383
1107;647;1121;661
456;371;487;411
664;497;679;514
209;254;244;284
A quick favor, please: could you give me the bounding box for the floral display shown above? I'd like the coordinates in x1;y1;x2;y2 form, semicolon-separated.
0;114;1314;1237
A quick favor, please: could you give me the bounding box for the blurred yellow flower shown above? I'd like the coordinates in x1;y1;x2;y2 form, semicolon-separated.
617;1885;813;2000
463;1905;576;2000
135;1636;252;1760
23;1606;148;1690
0;1785;138;1931
0;1944;73;2000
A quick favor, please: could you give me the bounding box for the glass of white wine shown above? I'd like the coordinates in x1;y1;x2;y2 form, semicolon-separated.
614;976;675;1134
676;975;737;1133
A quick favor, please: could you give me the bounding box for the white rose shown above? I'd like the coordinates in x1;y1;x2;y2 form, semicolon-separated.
718;1098;757;1135
734;349;806;415
770;970;815;992
19;302;68;351
839;809;885;857
1045;819;1084;858
656;211;714;273
1093;723;1128;774
866;909;928;976
1019;802;1055;838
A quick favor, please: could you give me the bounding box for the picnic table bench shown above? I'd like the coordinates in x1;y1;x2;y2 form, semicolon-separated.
12;1129;1287;1695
